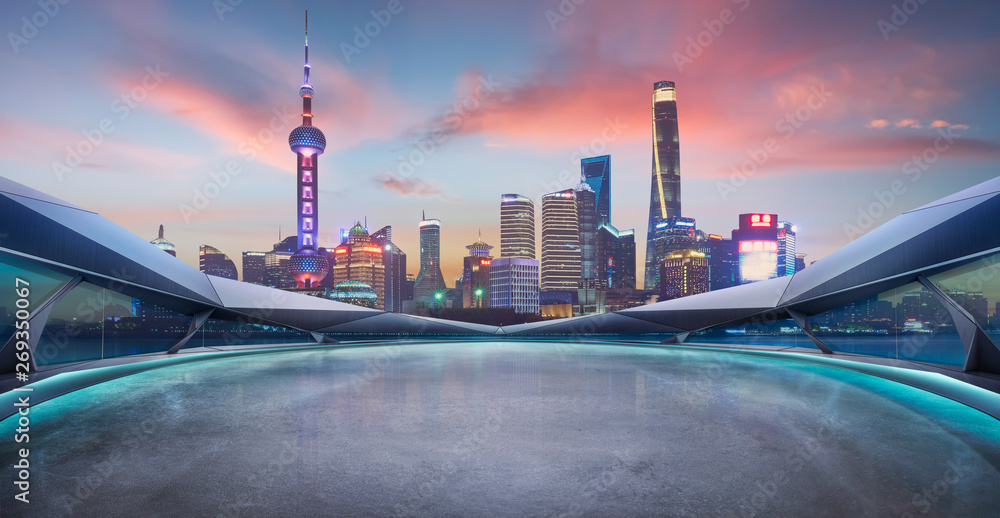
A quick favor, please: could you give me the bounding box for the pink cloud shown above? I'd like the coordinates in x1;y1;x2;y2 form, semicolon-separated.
867;119;891;129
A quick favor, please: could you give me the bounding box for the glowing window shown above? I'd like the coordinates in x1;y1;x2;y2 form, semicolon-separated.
302;170;313;183
303;186;313;199
303;218;313;231
303;234;313;246
303;202;313;215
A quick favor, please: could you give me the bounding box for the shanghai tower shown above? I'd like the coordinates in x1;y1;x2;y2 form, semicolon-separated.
644;81;681;290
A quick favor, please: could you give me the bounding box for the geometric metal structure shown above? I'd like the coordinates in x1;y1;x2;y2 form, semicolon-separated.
3;174;1000;377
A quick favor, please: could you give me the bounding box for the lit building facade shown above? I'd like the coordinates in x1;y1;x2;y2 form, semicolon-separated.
462;234;493;309
597;224;636;290
149;225;176;257
777;221;797;277
733;213;779;284
499;194;535;259
660;249;709;300
414;213;446;304
489;258;540;315
241;251;266;285
330;280;377;309
199;245;237;280
644;80;682;290
575;181;599;285
707;234;738;291
331;222;385;310
370;225;406;313
540;189;580;291
286;11;330;288
581;155;611;227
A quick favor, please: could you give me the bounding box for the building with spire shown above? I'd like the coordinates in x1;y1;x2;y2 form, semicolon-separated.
331;222;385;310
462;232;493;309
414;211;446;305
286;10;330;289
149;225;176;256
644;80;682;291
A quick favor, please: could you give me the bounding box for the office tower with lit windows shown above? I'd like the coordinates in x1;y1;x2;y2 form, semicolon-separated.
462;233;493;309
199;245;238;280
499;194;535;259
707;234;738;291
331;222;385;310
777;221;797;277
242;251;266;285
575;181;598;284
489;258;540;315
644;80;682;290
371;225;406;313
581;155;611;227
540;189;580;291
660;250;709;300
286;11;331;288
597;224;636;290
733;213;780;284
414;212;447;303
149;225;176;256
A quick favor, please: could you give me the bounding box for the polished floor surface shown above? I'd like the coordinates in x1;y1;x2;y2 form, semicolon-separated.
2;342;999;517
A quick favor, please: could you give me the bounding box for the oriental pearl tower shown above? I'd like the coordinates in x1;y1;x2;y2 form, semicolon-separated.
286;10;330;288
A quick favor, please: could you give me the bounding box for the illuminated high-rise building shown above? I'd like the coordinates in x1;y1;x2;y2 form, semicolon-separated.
331;222;385;310
733;213;779;284
707;234;738;291
581;155;611;227
286;11;331;288
241;251;266;285
149;225;176;257
644;80;682;290
414;212;446;303
777;221;797;277
575;180;598;284
499;194;535;259
370;225;407;313
660;250;709;300
489;258;540;315
597;224;636;290
462;232;493;308
199;245;237;280
540;189;580;291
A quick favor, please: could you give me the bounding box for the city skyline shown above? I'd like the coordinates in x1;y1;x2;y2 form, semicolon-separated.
2;1;999;287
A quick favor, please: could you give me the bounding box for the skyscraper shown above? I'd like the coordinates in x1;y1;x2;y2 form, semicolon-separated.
149;225;176;256
581;155;611;227
707;234;738;291
414;212;446;303
462;233;493;309
199;245;238;280
540;189;580;291
499;194;535;259
644;80;681;290
597;224;636;290
777;221;797;277
331;222;385;310
660;250;709;300
286;11;330;289
733;213;779;284
575;181;598;284
371;225;407;313
241;251;266;285
489;258;540;315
